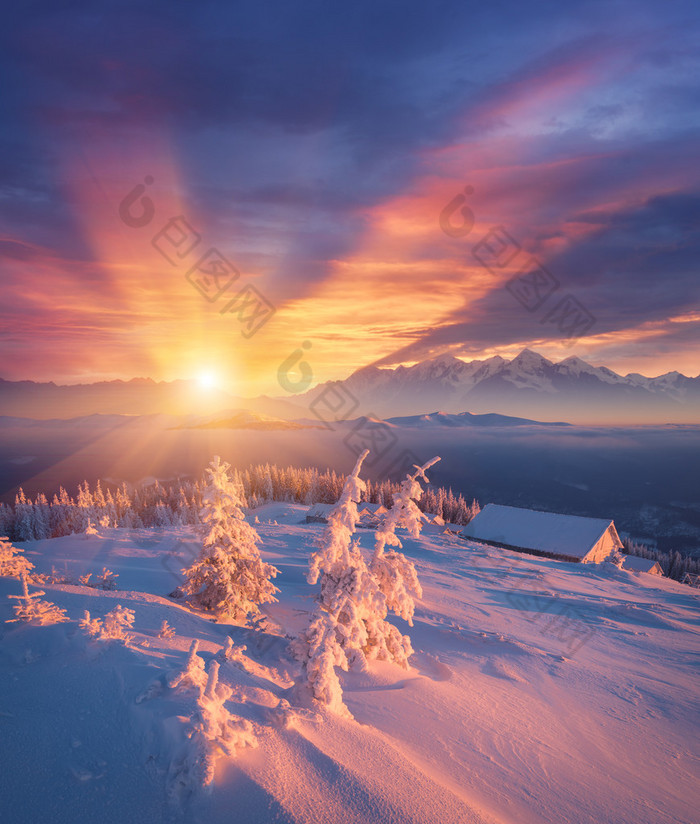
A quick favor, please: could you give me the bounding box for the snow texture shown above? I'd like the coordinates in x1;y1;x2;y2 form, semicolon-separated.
0;505;698;824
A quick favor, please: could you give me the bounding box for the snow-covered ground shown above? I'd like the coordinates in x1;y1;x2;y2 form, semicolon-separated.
1;502;698;824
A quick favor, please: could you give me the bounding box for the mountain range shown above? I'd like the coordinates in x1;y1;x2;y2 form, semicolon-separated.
0;377;302;421
294;349;700;424
1;350;698;424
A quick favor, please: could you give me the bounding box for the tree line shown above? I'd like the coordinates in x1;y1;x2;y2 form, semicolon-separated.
0;462;481;542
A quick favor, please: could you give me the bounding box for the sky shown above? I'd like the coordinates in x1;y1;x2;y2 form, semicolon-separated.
1;0;699;396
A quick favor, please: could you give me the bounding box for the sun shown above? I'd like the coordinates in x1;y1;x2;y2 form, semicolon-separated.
197;371;217;390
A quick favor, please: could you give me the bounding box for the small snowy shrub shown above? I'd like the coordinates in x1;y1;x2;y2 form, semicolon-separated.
181;456;279;622
80;605;135;642
95;567;119;590
0;536;34;579
174;660;257;793
79;610;103;637
217;635;246;663
168;639;208;691
6;574;68;626
158;620;176;639
102;605;135;641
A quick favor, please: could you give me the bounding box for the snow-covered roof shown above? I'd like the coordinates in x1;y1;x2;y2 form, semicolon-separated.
307;503;335;518
460;504;620;560
357;503;381;515
620;555;662;573
357;502;385;514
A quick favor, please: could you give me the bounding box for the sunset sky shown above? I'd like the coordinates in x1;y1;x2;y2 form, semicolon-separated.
1;0;699;396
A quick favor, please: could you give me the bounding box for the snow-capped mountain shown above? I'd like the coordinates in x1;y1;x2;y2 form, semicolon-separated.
298;349;700;424
382;410;571;428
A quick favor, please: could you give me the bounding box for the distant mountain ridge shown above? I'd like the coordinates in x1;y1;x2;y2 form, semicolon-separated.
2;350;699;423
294;349;700;424
0;377;306;420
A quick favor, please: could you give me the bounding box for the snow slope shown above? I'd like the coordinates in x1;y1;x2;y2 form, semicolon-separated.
1;503;698;824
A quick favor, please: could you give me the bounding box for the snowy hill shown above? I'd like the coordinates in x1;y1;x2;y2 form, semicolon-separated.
1;506;698;824
294;350;700;424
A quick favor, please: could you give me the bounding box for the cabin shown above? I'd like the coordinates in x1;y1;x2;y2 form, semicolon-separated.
305;503;335;524
306;502;389;526
421;512;445;526
619;555;664;576
459;503;623;563
357;504;389;527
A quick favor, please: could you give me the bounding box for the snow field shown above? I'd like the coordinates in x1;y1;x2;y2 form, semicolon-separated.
0;502;698;824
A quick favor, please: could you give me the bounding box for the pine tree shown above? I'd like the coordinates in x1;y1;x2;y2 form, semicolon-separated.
371;456;440;628
292;450;369;712
293;449;425;713
0;503;13;538
7;574;68;625
31;493;49;539
0;536;35;578
14;489;36;542
180;456;279;622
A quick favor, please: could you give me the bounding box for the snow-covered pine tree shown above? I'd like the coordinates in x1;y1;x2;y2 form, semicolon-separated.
262;466;274;502
180;456;279;622
6;574;68;625
0;503;13;538
104;488;118;528
75;481;95;533
14;489;36;542
294;449;425;712
371;456;440;628
292;450;369;711
33;493;50;539
0;535;35;578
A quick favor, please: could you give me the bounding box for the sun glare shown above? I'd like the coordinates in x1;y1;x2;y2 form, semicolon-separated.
197;371;217;390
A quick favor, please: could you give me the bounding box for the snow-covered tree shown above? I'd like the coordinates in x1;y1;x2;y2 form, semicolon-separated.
0;536;34;579
33;493;50;539
180;456;279;622
294;449;425;713
371;456;440;626
6;574;68;625
14;489;36;542
292;450;369;711
0;503;13;537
